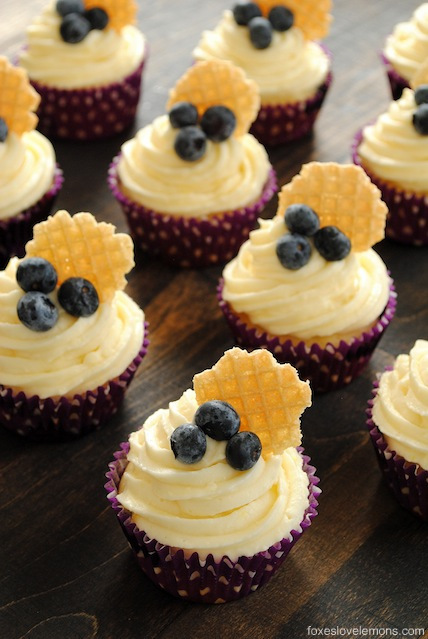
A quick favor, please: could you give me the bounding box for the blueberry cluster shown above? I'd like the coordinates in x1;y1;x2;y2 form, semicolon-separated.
412;84;428;135
56;0;109;44
169;101;237;162
0;118;8;143
232;1;294;49
276;204;351;270
16;257;99;332
170;400;262;471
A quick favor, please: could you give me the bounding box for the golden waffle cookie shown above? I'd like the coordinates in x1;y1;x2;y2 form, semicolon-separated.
0;56;39;136
84;0;137;31
277;162;387;251
167;60;260;138
410;59;428;89
25;210;134;303
257;0;332;40
193;347;311;458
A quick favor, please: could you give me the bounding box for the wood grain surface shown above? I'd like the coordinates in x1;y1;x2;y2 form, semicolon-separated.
1;1;427;638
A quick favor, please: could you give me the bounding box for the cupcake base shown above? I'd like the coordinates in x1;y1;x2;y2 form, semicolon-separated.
108;159;277;268
217;280;397;393
0;325;149;441
380;52;409;100
105;445;320;604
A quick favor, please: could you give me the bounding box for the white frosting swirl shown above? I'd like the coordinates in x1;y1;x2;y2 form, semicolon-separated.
372;339;428;469
0;131;56;220
358;88;428;193
193;10;330;105
117;114;271;217
222;216;391;342
117;388;309;561
19;2;145;89
0;257;144;398
384;3;428;82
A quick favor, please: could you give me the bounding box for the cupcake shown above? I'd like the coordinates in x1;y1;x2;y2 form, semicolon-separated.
193;0;333;146
0;57;63;268
0;210;148;441
108;59;277;268
106;347;320;603
381;3;428;100
219;162;397;393
353;76;428;245
18;0;147;140
367;339;428;521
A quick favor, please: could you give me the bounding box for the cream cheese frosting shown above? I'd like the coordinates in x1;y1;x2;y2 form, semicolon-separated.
384;3;428;82
193;10;330;105
117;388;310;561
372;339;428;469
222;216;391;342
0;257;144;398
358;88;428;193
19;1;146;89
117;114;271;217
0;131;56;220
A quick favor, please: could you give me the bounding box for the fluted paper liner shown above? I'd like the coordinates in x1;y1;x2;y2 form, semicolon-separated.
257;0;332;40
380;52;409;101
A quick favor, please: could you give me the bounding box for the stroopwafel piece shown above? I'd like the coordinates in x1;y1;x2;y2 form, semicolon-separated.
193;347;311;458
84;0;137;31
257;0;332;40
167;60;260;138
277;162;388;252
25;210;134;303
0;56;40;136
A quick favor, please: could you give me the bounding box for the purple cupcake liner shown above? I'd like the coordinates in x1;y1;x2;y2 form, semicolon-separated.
108;157;277;268
366;378;428;521
0;323;149;441
380;52;409;100
105;444;320;604
217;279;397;393
0;164;64;269
352;128;428;246
30;49;147;141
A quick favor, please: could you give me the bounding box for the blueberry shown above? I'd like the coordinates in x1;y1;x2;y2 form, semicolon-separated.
174;126;207;161
248;16;273;49
0;117;8;143
194;400;240;441
414;84;428;106
58;277;99;317
412;104;428;135
200;105;236;142
268;6;294;31
170;423;207;464
84;7;109;30
284;203;320;236
314;226;351;261
232;1;262;26
17;292;58;332
169;101;199;129
276;233;311;270
56;0;84;16
226;431;262;471
16;257;58;294
60;13;91;44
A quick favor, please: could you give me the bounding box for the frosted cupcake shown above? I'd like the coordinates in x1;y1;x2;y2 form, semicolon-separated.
219;163;397;392
106;347;320;603
0;57;63;268
18;0;147;140
0;210;148;440
193;0;333;145
382;4;428;100
367;339;428;521
109;59;276;268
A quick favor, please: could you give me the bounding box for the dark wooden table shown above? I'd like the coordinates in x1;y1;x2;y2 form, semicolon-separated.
1;1;427;637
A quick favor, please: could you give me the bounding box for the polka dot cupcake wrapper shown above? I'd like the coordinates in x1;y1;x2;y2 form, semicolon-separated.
108;157;277;268
380;52;409;101
0;324;149;441
105;444;320;604
0;164;64;269
366;379;428;521
217;279;397;393
352;129;428;246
